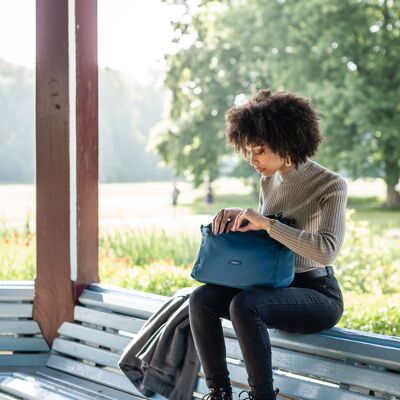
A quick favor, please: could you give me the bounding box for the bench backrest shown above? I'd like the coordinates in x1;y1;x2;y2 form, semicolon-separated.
46;284;400;400
0;281;49;370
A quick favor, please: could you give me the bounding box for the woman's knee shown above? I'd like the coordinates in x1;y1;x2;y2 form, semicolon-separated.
229;290;261;320
189;284;217;312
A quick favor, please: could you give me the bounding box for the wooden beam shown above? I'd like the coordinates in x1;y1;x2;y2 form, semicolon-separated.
76;0;99;285
34;0;99;346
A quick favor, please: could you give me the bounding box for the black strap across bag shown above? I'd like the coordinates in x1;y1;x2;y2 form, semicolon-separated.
191;213;296;290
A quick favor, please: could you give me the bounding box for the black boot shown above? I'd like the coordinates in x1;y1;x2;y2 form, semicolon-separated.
201;386;233;400
238;387;280;400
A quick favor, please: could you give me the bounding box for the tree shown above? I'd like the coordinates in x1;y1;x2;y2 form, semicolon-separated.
0;59;35;182
0;59;172;183
99;68;172;182
157;0;400;206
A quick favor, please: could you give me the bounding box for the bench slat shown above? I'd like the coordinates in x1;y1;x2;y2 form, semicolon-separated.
324;326;400;348
0;338;49;352
0;304;32;318
88;284;169;303
195;373;375;400
0;355;49;367
0;321;42;335
198;363;376;400
271;347;400;397
46;354;147;396
0;281;34;287
0;368;43;376
270;329;400;371
223;336;400;397
221;320;400;373
0;375;77;400
78;290;164;320
52;339;120;369
74;306;144;334
58;323;132;351
0;391;22;400
37;367;148;400
0;372;132;400
0;289;34;302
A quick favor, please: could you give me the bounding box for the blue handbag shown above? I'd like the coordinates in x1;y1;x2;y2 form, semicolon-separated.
191;214;295;290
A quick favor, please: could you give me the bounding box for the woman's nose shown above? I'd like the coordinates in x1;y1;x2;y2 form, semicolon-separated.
249;153;258;166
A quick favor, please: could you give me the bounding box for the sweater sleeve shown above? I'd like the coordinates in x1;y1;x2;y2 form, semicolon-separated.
257;177;264;214
269;178;348;265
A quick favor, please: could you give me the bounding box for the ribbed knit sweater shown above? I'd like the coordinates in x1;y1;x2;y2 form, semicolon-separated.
258;158;348;273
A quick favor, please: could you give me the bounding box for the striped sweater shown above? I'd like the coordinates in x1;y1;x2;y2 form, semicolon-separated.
258;158;348;273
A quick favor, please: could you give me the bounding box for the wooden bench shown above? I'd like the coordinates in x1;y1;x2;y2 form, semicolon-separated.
1;281;400;400
0;281;50;373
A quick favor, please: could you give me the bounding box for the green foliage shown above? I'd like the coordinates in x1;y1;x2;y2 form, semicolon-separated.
100;228;200;267
335;210;400;295
0;224;35;280
339;293;400;336
157;0;400;205
99;68;171;182
99;228;202;296
100;262;200;297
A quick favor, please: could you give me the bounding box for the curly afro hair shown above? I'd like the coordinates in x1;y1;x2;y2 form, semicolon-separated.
225;89;323;167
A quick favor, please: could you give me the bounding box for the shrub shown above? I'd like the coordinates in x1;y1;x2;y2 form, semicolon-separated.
335;210;400;295
100;228;199;268
0;226;35;280
100;260;200;296
339;292;400;336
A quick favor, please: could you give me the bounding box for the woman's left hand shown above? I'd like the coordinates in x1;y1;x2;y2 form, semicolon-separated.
231;208;269;232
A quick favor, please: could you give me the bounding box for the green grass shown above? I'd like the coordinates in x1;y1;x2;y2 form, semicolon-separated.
347;196;400;233
347;195;384;208
183;193;258;215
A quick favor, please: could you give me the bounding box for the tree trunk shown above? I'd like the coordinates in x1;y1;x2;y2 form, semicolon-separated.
384;158;400;208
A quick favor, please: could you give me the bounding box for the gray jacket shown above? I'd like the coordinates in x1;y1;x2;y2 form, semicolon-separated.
118;287;200;400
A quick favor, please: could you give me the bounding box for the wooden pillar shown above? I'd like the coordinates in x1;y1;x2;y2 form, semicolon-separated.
34;0;99;346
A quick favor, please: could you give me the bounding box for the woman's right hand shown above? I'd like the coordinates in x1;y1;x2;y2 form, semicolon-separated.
212;207;243;235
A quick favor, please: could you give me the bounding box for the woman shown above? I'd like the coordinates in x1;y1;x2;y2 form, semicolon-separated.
189;89;347;400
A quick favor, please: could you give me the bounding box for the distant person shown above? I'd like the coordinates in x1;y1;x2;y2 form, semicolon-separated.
172;182;180;206
189;89;347;400
205;181;214;207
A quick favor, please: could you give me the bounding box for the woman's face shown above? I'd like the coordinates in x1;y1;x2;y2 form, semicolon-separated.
246;144;291;177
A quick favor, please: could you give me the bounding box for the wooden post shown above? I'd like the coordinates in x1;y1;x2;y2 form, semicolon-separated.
34;0;99;345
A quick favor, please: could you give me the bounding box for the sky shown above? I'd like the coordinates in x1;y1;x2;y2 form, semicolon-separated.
0;0;181;82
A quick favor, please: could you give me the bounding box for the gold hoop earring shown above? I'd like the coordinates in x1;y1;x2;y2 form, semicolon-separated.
285;157;292;168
